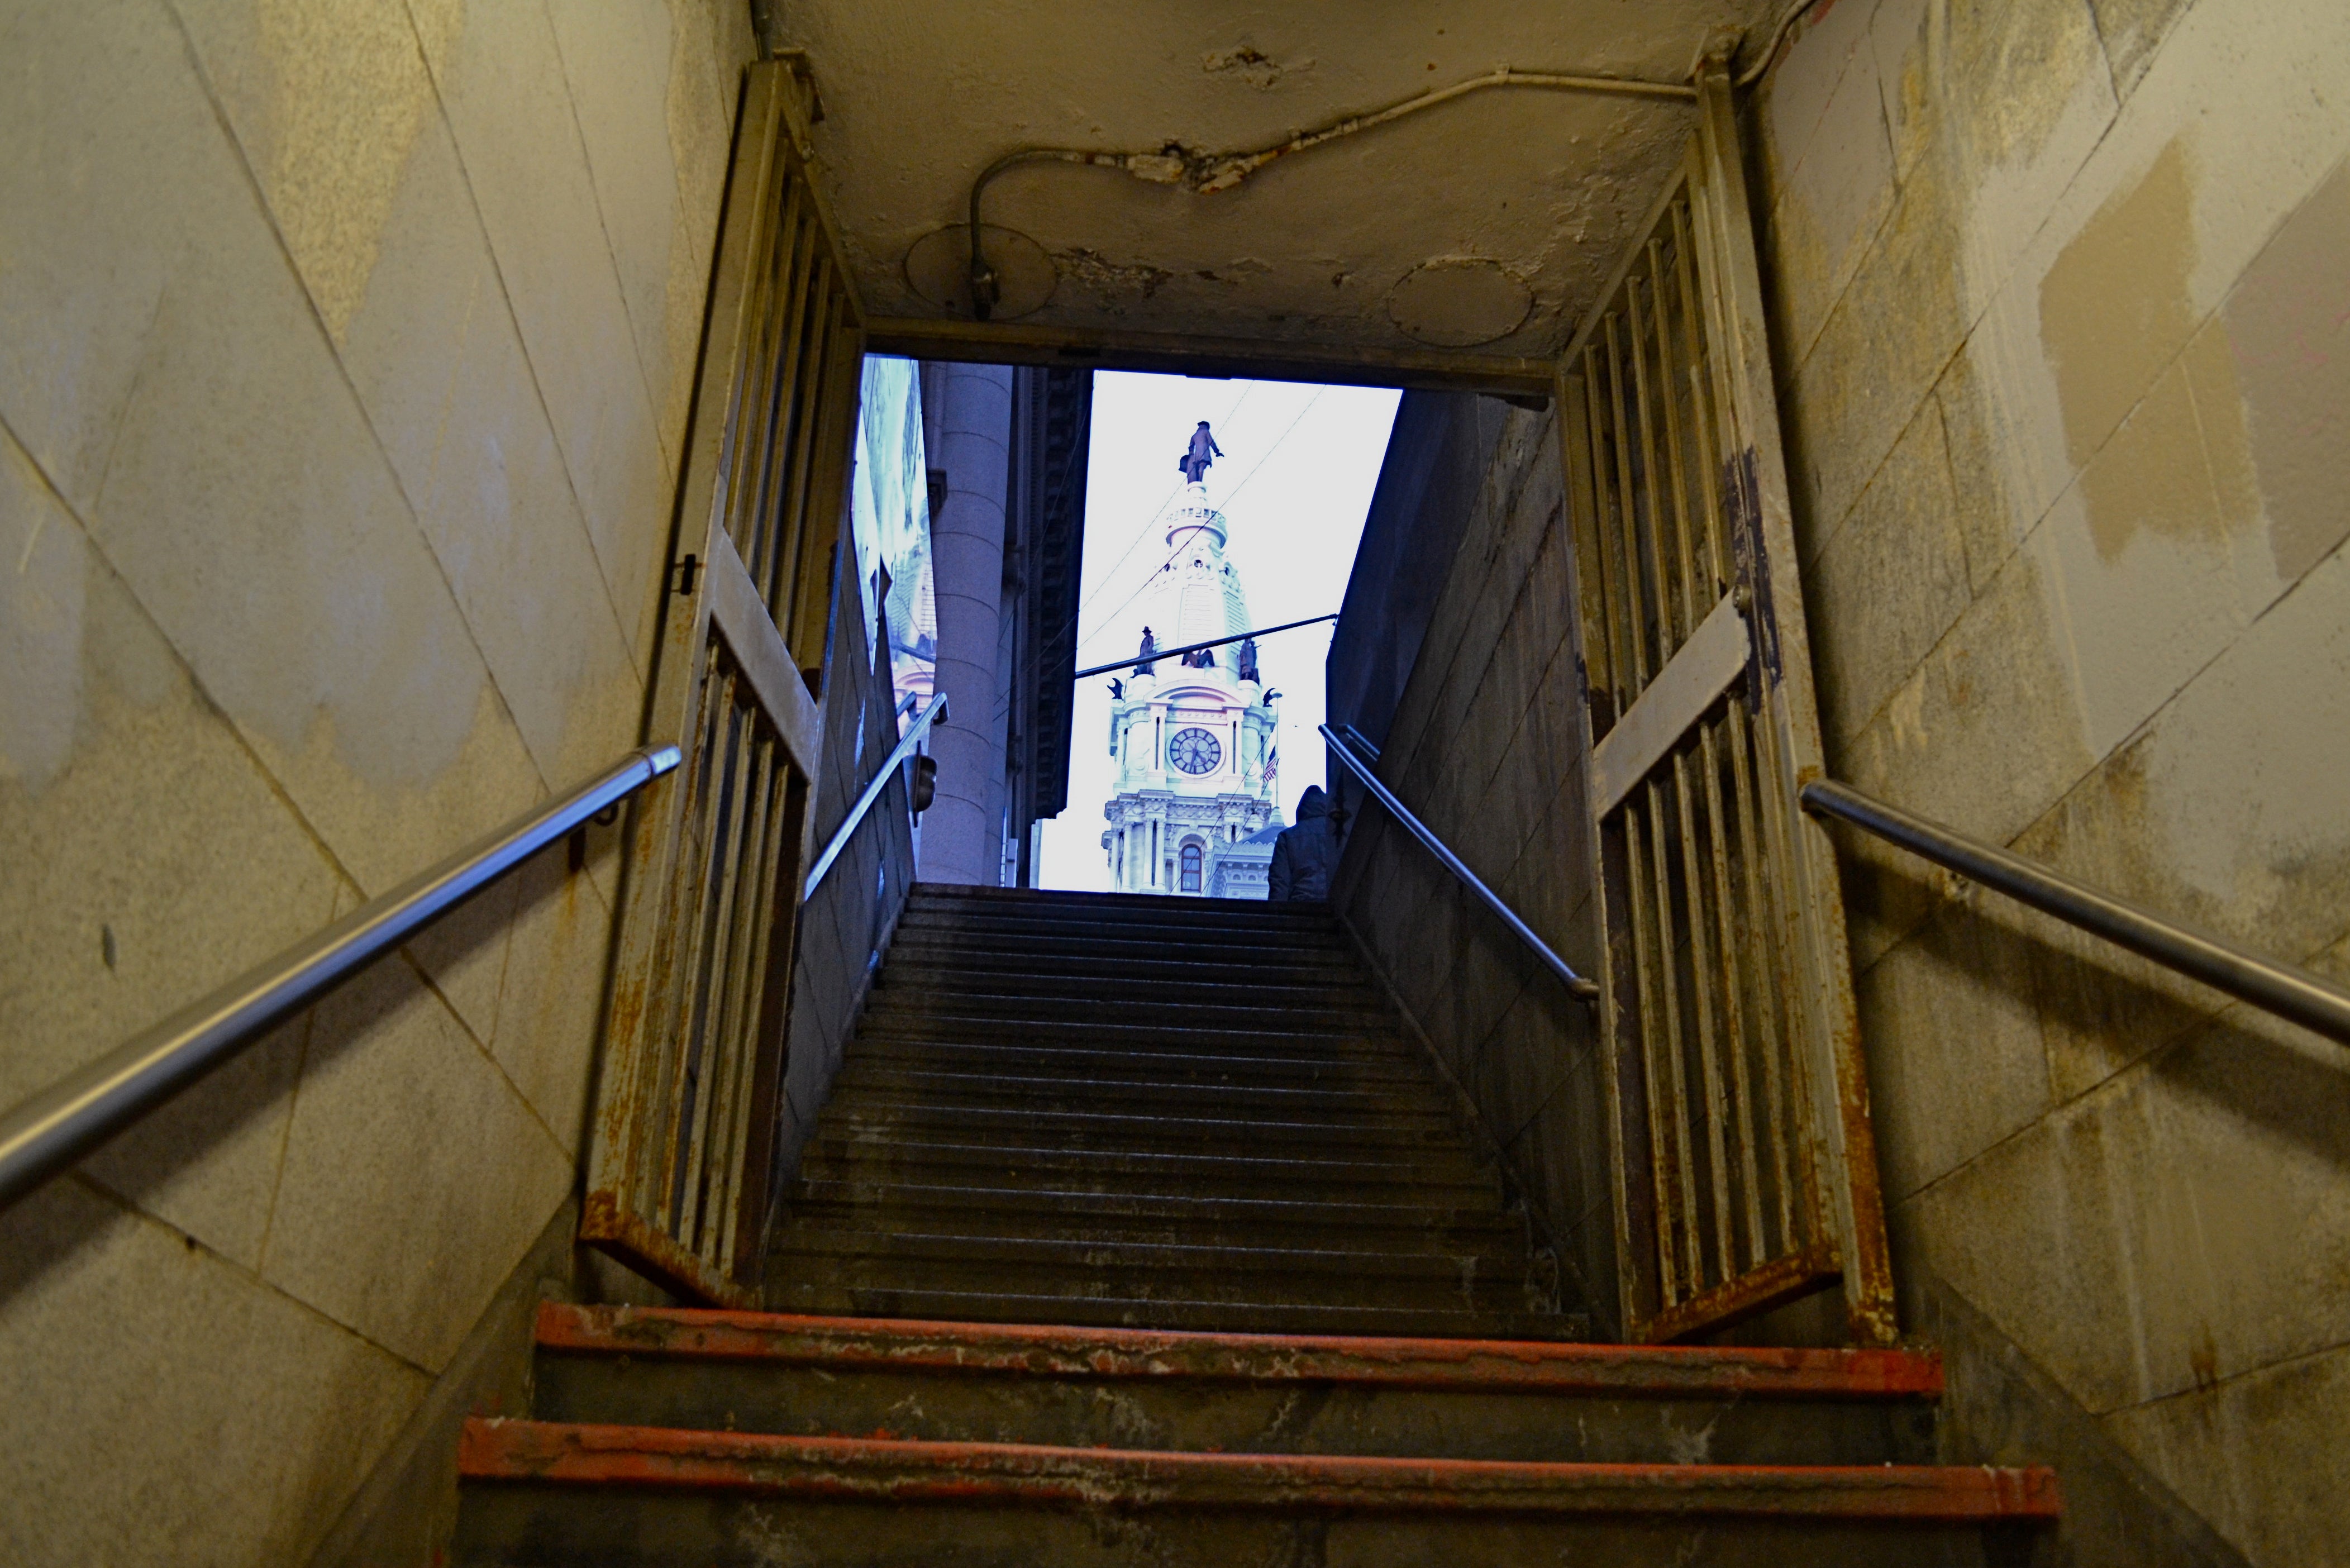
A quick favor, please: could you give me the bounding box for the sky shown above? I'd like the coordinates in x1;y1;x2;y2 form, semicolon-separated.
1035;372;1402;892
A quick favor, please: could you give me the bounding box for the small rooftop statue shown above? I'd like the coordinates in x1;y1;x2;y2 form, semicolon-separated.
1176;421;1223;485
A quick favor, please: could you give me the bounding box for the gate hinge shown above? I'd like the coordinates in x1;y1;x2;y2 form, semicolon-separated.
670;554;700;595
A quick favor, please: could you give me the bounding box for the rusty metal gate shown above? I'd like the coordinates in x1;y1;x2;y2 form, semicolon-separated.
1557;67;1894;1346
582;61;864;1307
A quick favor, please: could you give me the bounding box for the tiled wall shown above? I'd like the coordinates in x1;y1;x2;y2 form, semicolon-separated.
0;3;754;1560
1756;0;2348;1559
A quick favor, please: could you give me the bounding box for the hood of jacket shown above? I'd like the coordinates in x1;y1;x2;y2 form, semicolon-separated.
1295;785;1331;821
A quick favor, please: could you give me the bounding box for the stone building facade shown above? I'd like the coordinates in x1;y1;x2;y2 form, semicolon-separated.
1100;483;1280;895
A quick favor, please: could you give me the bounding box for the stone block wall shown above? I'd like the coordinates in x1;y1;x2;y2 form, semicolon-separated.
1328;397;1617;1334
0;2;755;1561
1752;0;2349;1560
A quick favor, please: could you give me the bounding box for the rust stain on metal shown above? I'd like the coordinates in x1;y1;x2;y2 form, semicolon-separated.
533;1304;1943;1399
575;1204;757;1310
1639;1245;1839;1346
459;1418;2060;1521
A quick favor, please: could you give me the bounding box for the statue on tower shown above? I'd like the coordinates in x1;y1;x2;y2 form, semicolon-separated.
1176;421;1223;484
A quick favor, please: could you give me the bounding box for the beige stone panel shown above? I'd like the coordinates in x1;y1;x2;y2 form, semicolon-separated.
2080;1011;2350;1407
0;448;345;1095
2037;139;2202;474
0;431;88;795
263;954;574;1371
1805;393;1971;746
1760;0;1883;211
2104;0;2350;314
2086;0;2195;97
1979;0;2350;542
545;0;685;465
82;162;548;902
2036;353;2286;757
167;0;456;344
661;0;754;446
2213;156;2350;587
171;0;653;770
1908;1104;2144;1414
1852;898;2051;1200
1832;821;1949;978
1841;541;2095;848
1934;0;2118;311
0;1180;425;1566
1923;962;2350;1418
402;864;519;1053
1761;0;1898;368
1930;336;2029;594
1784;152;1967;545
1861;0;1932;183
0;0;230;513
423;0;676;668
2105;1339;2350;1568
331;107;646;787
75;1008;311;1276
2027;538;2350;975
490;846;620;1160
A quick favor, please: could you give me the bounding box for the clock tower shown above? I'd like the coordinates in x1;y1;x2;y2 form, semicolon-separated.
1098;463;1279;895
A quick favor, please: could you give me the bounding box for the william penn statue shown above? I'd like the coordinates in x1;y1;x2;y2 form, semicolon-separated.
1177;421;1223;484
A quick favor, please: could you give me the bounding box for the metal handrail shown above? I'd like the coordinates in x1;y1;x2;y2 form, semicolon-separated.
1803;778;2350;1046
804;694;948;899
0;745;683;1213
1321;725;1600;1001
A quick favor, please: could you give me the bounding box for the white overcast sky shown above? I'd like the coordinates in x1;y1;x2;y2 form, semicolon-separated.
1036;372;1401;892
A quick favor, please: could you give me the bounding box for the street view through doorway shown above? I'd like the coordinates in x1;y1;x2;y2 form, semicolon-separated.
1036;373;1402;893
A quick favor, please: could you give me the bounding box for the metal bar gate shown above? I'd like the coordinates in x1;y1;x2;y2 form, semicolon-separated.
581;62;865;1307
1557;64;1895;1346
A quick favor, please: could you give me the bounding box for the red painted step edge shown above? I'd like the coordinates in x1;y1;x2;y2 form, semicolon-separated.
460;1418;2058;1521
535;1303;1943;1399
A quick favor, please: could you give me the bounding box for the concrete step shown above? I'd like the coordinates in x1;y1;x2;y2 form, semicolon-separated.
860;989;1396;1036
877;966;1382;1009
783;1179;1525;1245
845;1012;1415;1057
757;1286;1586;1341
885;924;1356;965
841;1036;1432;1089
813;1102;1484;1162
905;883;1335;915
765;1226;1536;1314
794;1138;1505;1206
881;945;1376;986
893;905;1353;945
823;1069;1457;1126
453;1418;2057;1568
529;1305;1943;1466
899;890;1343;933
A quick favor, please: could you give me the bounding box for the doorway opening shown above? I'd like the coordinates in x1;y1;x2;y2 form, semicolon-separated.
1033;371;1401;895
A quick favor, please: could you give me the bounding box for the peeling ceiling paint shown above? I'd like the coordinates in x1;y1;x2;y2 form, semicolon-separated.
779;2;1775;357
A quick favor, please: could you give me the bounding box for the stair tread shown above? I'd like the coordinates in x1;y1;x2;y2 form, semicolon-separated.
460;1418;2057;1521
536;1304;1943;1398
771;1226;1523;1273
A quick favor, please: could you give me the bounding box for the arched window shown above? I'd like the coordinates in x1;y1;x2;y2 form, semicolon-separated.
1179;841;1203;893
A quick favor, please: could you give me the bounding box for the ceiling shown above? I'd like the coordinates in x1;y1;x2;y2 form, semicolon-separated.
776;2;1776;363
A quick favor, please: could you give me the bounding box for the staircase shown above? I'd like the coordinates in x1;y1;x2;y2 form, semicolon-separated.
452;887;2058;1564
771;885;1575;1337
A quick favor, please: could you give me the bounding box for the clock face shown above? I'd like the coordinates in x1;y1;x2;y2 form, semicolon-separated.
1168;727;1223;775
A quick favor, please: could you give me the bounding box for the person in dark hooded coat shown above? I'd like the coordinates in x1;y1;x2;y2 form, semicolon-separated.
1267;785;1342;901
